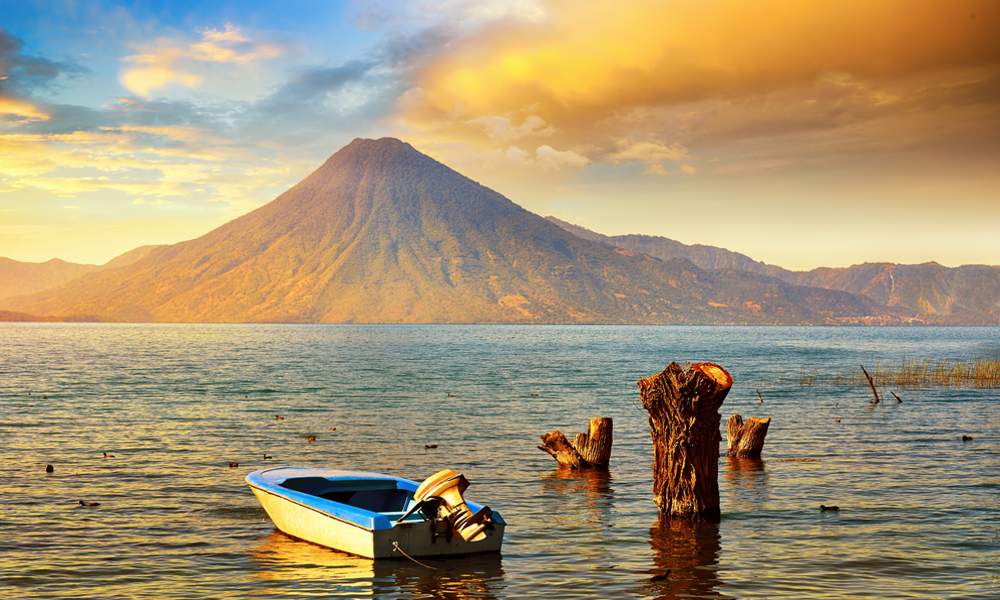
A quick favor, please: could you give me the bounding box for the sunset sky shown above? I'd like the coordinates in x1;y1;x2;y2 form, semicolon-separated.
1;0;998;269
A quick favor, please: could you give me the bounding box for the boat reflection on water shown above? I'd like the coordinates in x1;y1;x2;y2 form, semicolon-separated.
250;530;505;598
644;519;727;599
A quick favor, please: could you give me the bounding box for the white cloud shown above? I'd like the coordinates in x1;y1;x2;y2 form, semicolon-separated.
610;140;689;163
535;144;590;170
120;24;283;97
610;140;691;177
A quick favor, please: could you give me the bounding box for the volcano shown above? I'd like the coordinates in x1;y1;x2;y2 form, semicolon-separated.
2;138;893;323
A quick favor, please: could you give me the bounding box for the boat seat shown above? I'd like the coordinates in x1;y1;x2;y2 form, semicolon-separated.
343;489;412;512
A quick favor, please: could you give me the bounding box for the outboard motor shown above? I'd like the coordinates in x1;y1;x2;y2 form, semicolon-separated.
413;469;492;542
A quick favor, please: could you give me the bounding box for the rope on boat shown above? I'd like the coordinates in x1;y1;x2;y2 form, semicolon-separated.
391;541;437;570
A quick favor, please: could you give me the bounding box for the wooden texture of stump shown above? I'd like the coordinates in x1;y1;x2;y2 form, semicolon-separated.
638;362;732;521
538;417;613;469
726;414;771;458
573;417;613;465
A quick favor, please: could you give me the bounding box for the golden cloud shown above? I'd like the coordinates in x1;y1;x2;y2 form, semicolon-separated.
119;24;283;97
0;96;50;122
394;0;1000;182
0;125;299;208
410;0;1000;128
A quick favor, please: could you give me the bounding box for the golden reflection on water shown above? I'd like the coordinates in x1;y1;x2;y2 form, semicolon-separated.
251;530;505;599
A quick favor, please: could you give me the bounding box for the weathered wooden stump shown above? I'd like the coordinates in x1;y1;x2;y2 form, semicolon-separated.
538;417;613;469
638;362;732;521
726;414;771;458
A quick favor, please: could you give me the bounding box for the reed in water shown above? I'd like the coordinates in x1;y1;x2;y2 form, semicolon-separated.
837;359;1000;388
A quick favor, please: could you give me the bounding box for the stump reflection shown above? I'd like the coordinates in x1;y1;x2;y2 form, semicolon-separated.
645;519;727;599
724;456;770;508
542;467;615;524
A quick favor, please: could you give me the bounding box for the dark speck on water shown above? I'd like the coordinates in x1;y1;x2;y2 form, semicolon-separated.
1;324;997;598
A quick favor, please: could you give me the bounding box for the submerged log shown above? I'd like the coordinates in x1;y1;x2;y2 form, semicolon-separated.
726;414;771;458
861;364;880;404
639;362;732;522
538;417;613;469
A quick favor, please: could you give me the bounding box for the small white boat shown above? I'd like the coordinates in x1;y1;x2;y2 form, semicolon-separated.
247;466;505;559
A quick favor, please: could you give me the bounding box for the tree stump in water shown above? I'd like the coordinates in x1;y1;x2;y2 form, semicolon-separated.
726;414;771;458
538;417;613;469
638;362;732;521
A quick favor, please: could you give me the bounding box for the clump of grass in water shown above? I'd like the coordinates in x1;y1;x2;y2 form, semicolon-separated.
839;359;1000;388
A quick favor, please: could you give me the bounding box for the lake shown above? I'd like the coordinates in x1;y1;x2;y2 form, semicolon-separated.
1;324;997;598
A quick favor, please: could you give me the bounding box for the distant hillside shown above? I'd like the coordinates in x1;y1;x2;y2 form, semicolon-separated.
547;219;999;324
0;258;98;301
0;138;898;324
545;217;789;277
789;263;1000;324
0;244;170;302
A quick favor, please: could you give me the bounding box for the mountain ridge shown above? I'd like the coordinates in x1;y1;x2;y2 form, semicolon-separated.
545;218;999;324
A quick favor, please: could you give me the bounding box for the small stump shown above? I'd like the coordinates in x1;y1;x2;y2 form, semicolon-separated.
726;414;771;458
639;362;732;522
538;417;613;469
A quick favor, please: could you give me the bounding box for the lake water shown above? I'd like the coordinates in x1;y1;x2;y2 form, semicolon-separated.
1;324;997;598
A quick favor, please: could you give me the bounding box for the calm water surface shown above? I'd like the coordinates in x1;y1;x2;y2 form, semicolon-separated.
1;325;998;598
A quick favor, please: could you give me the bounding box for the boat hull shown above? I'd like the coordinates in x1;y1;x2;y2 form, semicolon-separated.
248;468;505;559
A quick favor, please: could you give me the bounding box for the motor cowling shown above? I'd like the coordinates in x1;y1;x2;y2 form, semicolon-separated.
413;469;492;542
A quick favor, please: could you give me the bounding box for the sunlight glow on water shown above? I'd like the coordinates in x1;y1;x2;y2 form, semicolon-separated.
1;324;998;598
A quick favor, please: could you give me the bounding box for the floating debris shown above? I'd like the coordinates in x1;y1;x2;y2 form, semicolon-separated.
306;435;316;443
45;464;54;473
327;427;337;432
274;415;285;421
424;444;438;449
228;462;239;468
263;454;273;460
79;500;100;507
103;452;115;458
961;435;974;442
819;504;840;512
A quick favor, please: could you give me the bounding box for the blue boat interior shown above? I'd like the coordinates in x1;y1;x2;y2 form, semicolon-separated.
280;476;420;520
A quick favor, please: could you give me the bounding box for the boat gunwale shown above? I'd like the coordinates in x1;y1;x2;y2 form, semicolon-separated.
248;482;380;532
